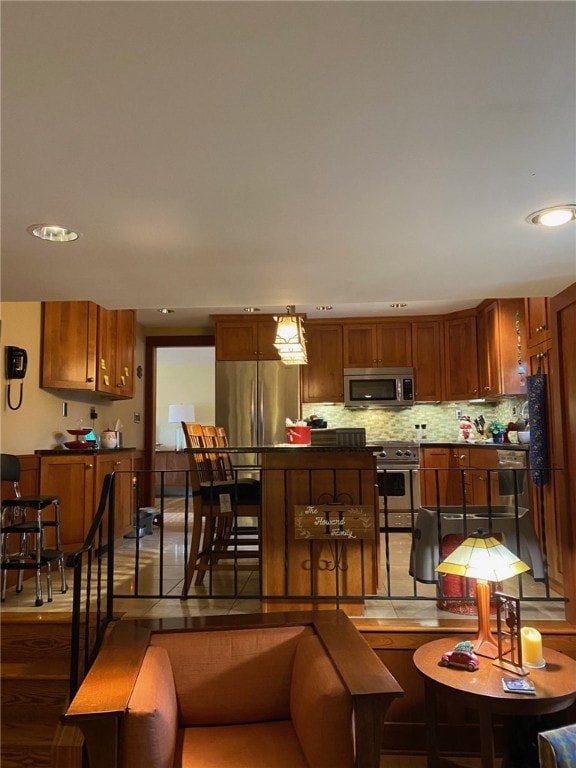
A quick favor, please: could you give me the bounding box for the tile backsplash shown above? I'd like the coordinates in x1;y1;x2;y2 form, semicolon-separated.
301;397;527;443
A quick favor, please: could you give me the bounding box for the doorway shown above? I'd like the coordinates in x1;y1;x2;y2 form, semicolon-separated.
143;334;215;504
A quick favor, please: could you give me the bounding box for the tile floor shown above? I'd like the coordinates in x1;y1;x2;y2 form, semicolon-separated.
1;497;566;623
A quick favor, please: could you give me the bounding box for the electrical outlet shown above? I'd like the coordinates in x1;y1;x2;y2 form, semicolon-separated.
134;412;141;424
90;406;98;420
62;401;68;417
512;406;517;416
456;409;462;420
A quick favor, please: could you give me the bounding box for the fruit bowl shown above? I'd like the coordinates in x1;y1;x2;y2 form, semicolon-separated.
64;440;96;450
67;428;92;437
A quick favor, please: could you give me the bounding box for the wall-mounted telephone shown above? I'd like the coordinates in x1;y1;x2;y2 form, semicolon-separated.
6;346;28;379
5;346;28;410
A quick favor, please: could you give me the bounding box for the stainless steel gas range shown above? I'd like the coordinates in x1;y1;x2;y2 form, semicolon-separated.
375;441;421;531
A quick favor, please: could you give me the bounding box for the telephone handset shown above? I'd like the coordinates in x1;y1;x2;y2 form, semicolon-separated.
6;346;28;379
5;346;28;410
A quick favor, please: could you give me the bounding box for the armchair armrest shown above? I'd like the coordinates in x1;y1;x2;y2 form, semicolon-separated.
62;622;152;768
312;611;403;768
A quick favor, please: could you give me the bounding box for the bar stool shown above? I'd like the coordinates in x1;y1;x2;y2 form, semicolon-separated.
1;454;67;606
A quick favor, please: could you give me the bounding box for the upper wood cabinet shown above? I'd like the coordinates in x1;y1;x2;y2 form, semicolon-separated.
96;307;136;398
476;299;526;397
412;320;443;401
41;301;98;391
41;302;136;399
342;322;412;368
525;297;551;348
214;317;281;361
301;323;344;403
443;313;479;401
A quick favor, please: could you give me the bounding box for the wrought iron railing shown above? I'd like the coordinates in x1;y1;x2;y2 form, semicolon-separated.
67;455;565;696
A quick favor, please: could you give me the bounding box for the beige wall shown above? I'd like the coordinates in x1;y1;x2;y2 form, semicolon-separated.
156;350;216;448
0;302;146;455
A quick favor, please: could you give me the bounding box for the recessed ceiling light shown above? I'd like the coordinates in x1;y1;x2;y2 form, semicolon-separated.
157;308;175;314
526;205;576;227
27;224;79;242
316;305;333;311
243;307;261;313
389;303;407;308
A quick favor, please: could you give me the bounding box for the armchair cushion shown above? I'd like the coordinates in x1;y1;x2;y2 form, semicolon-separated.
120;645;178;768
178;721;309;768
151;626;313;726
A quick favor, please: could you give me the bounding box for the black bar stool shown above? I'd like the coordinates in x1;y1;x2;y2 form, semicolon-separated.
1;454;67;606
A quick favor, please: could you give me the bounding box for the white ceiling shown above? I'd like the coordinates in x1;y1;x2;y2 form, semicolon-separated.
2;1;575;330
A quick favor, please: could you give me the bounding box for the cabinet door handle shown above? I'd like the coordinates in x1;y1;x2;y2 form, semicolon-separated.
114;461;121;466
86;463;93;469
87;377;95;382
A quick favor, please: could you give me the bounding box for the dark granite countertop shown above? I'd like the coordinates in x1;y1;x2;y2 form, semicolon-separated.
35;447;138;455
184;444;381;453
419;441;529;451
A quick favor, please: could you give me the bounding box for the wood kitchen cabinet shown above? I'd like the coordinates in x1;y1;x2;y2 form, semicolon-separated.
420;446;501;507
39;454;96;549
39;450;141;550
477;299;526;397
213;316;281;361
412;320;443;401
96;307;136;398
41;301;98;391
420;447;452;506
525;297;551;348
443;312;479;401
342;321;412;368
94;452;134;537
41;301;136;399
301;323;344;403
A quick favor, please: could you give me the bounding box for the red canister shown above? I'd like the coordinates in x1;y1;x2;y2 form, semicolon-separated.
286;426;311;444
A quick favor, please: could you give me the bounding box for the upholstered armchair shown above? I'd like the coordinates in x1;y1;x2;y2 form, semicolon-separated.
61;610;403;768
539;724;576;768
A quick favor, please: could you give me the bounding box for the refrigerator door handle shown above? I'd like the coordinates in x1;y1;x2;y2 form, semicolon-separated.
259;384;265;444
251;378;257;446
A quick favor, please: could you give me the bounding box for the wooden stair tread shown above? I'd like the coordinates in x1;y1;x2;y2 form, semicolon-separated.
1;660;70;679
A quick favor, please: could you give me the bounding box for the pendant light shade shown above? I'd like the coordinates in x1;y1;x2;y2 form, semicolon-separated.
274;307;307;365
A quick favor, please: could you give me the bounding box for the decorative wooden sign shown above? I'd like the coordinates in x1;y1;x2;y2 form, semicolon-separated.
294;504;375;541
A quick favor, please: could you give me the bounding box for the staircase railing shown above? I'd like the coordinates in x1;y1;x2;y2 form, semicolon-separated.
67;472;117;699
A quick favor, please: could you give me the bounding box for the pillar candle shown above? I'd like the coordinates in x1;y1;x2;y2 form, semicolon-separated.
521;626;543;666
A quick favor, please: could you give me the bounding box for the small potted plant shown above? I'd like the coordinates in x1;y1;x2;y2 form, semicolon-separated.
487;420;506;443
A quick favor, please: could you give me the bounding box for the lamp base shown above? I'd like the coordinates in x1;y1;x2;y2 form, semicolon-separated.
473;579;499;658
473;636;499;659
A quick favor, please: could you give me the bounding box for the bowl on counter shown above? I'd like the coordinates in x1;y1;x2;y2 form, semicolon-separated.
64;440;97;450
517;431;530;444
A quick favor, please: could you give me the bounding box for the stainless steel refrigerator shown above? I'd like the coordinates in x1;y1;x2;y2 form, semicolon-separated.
215;360;301;463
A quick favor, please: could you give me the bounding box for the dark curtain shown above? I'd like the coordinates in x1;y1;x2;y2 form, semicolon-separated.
526;370;549;487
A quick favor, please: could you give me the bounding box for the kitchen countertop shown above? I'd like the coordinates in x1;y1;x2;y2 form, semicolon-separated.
418;441;529;451
185;444;381;453
35;447;138;455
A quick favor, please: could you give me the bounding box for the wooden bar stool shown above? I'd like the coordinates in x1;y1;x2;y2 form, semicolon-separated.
180;424;260;593
1;454;67;606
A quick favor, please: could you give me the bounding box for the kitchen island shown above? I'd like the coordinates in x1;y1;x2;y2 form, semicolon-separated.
187;445;380;616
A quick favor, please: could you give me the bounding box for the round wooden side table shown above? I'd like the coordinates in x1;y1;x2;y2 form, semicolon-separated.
413;637;576;768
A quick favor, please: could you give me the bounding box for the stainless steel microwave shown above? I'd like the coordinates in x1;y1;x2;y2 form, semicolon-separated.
344;368;414;408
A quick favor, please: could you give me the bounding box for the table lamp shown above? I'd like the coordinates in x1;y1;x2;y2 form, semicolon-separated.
168;404;196;451
435;530;530;658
